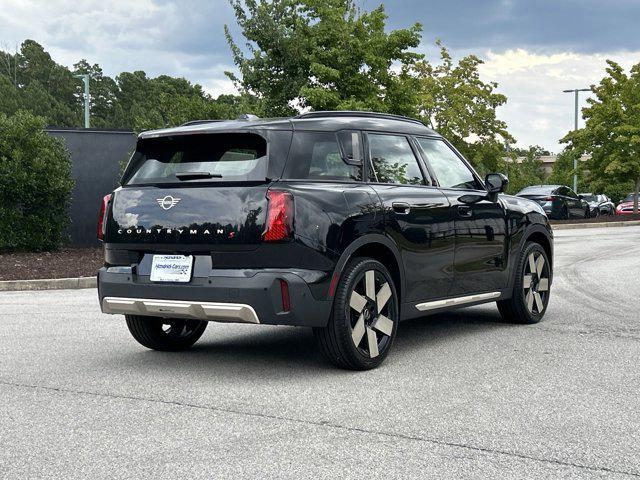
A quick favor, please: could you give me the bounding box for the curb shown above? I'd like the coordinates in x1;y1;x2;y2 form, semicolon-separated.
0;276;97;292
552;220;640;230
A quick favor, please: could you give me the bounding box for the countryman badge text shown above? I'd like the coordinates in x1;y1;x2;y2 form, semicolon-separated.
117;228;236;239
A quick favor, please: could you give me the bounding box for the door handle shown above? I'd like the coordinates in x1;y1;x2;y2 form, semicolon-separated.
392;202;411;215
458;205;473;217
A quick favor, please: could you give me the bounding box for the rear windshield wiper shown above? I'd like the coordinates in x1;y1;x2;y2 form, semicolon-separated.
174;171;222;180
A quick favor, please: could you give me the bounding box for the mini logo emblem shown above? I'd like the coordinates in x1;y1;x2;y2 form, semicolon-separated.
156;195;181;210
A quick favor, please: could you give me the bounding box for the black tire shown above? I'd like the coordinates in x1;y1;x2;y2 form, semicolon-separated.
497;242;551;324
125;315;208;351
313;257;399;370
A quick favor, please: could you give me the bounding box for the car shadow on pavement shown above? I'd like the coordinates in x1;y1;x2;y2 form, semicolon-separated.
110;305;513;378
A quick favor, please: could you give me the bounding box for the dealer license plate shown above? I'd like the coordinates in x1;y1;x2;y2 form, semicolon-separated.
150;255;193;283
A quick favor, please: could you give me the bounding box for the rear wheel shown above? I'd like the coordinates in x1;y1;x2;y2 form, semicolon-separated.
125;315;208;351
314;258;398;370
497;242;551;324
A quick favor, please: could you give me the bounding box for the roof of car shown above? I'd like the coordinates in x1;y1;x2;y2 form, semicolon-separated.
519;184;561;191
138;111;439;139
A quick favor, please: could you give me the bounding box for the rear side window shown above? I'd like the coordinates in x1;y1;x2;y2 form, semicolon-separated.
367;134;425;185
283;131;362;181
124;133;267;185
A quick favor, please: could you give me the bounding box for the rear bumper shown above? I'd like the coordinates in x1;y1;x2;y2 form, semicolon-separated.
97;266;332;327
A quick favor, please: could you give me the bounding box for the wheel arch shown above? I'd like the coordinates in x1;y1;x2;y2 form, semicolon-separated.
520;223;554;283
329;234;404;304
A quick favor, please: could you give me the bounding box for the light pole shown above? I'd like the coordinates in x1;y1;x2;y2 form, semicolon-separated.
75;74;90;128
563;88;589;192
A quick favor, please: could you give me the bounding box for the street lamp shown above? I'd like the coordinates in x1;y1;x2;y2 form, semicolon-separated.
75;74;90;128
563;88;590;192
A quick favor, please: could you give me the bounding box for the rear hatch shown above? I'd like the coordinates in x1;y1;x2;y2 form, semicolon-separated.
105;132;273;248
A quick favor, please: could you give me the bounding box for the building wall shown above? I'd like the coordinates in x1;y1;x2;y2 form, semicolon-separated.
47;128;137;247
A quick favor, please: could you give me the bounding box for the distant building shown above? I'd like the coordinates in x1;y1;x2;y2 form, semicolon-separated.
504;155;590;176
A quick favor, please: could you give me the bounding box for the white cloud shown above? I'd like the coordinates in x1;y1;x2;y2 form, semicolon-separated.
478;48;640;152
0;0;238;96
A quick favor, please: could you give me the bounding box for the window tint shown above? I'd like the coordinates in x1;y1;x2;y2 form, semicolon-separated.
125;133;267;185
416;138;479;190
284;132;361;181
367;134;424;185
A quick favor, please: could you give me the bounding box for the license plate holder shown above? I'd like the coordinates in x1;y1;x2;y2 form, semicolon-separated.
150;255;193;283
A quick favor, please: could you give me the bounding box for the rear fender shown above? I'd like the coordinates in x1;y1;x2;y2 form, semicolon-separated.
328;234;405;301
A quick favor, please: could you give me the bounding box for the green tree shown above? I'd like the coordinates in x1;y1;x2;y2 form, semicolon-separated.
0;111;74;251
504;146;545;194
1;40;255;131
225;0;422;116
563;60;640;213
411;43;513;173
547;149;578;187
226;2;513;173
73;59;119;128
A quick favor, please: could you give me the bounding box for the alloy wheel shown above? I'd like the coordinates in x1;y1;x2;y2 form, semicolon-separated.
348;270;395;358
523;251;550;315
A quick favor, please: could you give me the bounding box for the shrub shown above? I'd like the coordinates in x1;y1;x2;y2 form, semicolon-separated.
0;111;74;251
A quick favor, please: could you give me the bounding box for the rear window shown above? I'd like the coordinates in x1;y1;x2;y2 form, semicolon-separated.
518;186;555;195
580;194;597;202
124;133;268;185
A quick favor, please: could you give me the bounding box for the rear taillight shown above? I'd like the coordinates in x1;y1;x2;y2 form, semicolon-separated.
263;191;294;242
545;196;553;201
97;194;111;241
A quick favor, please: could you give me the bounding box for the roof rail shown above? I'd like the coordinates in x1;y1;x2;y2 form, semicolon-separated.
180;119;225;126
295;110;424;126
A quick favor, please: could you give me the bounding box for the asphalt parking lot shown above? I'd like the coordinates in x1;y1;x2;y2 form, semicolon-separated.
1;226;640;479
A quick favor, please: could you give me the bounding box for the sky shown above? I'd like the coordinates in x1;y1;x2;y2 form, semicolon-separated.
1;0;639;152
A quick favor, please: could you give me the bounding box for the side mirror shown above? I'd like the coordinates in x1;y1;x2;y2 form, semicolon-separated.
485;173;508;194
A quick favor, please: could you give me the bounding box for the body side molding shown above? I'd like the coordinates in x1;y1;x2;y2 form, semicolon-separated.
415;291;501;312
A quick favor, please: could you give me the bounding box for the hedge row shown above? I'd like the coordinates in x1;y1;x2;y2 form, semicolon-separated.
0;111;74;251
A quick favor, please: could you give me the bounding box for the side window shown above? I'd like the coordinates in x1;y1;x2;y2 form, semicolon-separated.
283;131;361;181
415;137;481;190
566;188;578;199
367;134;425;185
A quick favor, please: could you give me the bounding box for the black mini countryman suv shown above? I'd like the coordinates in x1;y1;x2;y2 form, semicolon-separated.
97;111;553;370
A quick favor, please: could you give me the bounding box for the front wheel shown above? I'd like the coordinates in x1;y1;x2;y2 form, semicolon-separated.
314;258;399;370
497;242;551;324
126;315;208;351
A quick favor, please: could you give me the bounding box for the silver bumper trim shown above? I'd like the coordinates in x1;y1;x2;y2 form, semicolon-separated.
101;297;260;324
415;291;501;312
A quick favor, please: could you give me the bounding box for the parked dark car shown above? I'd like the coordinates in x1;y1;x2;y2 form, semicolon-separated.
517;185;590;219
97;111;554;370
578;193;615;216
616;193;640;215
